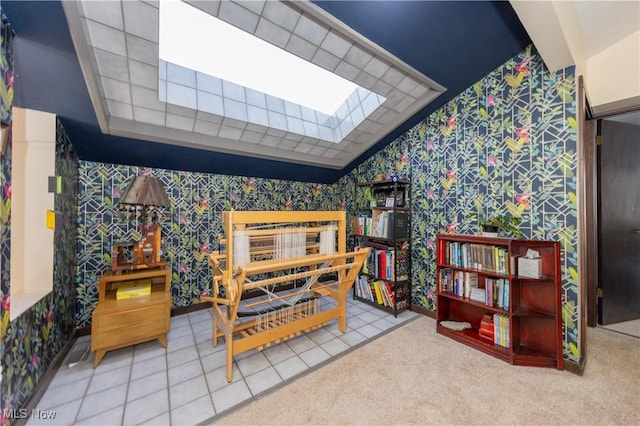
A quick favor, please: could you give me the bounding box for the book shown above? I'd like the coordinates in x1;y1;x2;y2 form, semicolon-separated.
116;279;151;300
464;272;478;299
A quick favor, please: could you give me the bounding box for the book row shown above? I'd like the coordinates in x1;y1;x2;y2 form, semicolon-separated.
439;269;509;310
353;210;408;240
355;275;409;310
480;313;510;349
442;241;510;275
357;243;409;281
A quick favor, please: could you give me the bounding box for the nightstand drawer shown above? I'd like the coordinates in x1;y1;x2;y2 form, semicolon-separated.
92;301;169;348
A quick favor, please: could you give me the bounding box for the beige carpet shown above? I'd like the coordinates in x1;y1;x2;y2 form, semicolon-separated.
212;315;640;425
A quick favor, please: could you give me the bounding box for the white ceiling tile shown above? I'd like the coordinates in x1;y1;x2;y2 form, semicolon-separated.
259;134;282;147
126;34;158;65
262;1;301;32
141;0;159;8
303;121;320;139
334;61;360;81
397;75;419;94
133;106;165;126
81;1;124;30
255;17;291;49
379;108;399;123
240;129;264;144
222;116;248;130
266;95;285;114
233;0;265;15
247;105;269;127
311;48;340;72
392;95;417;113
129;60;157;90
284;132;304;142
183;0;220;16
167;103;197;118
101;76;131;103
294;142;314;154
166;82;197;109
131;85;165;112
367;106;389;123
410;84;430;99
300;135;319;145
381;67;405;86
107;99;133;120
94;49;129;82
194;119;221;137
246;88;266;109
285;35;317;62
284;101;302;119
198;92;224;116
344;45;373;69
122;1;159;42
266;127;287;138
353;71;377;89
196;110;223;124
294;14;328;45
167;63;197;88
244;122;267;133
300;106;316;123
218;125;244;140
222;81;246;103
197;73;223;95
218;0;260;34
286;116;305;135
309;145;327;156
318;125;334;142
223;98;248;122
86;20;127;56
278;139;298;150
268;110;287;131
361;92;384;116
166;113;195;132
371;79;394;97
322;148;340;159
363;57;391;79
320;31;352;59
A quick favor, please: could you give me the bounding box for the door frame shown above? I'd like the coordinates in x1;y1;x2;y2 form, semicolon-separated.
583;93;640;328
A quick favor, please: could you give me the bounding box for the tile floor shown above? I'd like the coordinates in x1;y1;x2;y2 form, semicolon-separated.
26;297;417;426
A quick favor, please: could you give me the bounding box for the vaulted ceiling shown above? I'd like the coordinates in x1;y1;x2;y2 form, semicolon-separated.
3;1;534;183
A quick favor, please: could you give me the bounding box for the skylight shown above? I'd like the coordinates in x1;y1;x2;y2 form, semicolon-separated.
160;1;359;115
157;0;386;144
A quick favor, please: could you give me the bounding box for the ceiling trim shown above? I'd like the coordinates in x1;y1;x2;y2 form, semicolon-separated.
61;0;447;169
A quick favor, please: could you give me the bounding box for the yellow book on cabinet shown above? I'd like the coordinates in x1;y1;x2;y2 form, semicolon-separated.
116;279;152;300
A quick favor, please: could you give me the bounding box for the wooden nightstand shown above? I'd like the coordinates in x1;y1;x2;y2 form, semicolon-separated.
91;265;171;367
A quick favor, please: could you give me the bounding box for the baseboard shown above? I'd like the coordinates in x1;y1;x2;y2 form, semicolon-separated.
410;305;436;319
563;355;586;376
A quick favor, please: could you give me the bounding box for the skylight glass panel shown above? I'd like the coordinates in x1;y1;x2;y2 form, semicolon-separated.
159;1;359;115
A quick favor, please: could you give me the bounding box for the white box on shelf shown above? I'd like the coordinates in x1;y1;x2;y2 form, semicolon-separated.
518;257;542;278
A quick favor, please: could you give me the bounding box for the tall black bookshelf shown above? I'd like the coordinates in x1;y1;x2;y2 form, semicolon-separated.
352;177;411;317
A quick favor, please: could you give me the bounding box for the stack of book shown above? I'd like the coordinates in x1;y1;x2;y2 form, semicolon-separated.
479;313;494;341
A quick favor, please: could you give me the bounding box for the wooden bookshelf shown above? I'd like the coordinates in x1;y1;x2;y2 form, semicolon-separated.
435;234;563;369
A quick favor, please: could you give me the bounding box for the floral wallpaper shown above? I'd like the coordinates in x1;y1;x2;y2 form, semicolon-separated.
1;12;79;423
75;164;349;327
1;121;79;425
344;45;579;362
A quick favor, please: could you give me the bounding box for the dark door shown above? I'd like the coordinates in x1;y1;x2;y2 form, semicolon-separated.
598;117;640;324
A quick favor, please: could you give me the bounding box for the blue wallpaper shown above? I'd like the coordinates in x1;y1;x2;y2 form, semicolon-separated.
344;45;579;361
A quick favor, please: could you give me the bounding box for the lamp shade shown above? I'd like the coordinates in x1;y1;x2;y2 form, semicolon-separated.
119;176;170;208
